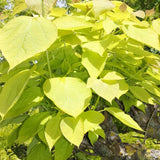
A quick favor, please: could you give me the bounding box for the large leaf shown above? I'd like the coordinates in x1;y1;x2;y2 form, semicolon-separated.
27;143;51;160
60;116;84;147
18;112;50;143
105;107;143;131
55;136;73;160
0;16;57;69
45;114;62;150
82;50;107;78
123;25;160;51
5;87;43;119
93;0;115;17
0;69;34;119
53;16;93;30
43;77;92;118
87;78;128;103
25;0;57;15
80;111;104;133
129;86;154;104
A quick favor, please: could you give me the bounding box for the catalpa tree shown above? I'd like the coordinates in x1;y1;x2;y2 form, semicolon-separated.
0;0;160;159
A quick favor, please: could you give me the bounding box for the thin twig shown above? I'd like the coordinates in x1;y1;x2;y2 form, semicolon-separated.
143;104;157;144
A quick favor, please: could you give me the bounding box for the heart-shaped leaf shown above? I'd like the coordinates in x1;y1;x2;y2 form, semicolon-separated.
43;77;92;118
60;116;84;147
0;16;57;69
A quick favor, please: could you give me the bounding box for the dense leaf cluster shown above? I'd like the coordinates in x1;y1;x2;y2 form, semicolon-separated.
0;0;160;159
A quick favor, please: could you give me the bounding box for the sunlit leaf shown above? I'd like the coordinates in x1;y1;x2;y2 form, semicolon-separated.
60;116;84;147
45;114;62;150
69;2;93;12
103;17;118;34
87;78;128;103
132;10;145;19
82;50;107;78
93;0;115;17
43;77;92;118
0;16;57;69
80;111;104;133
123;25;160;51
152;19;160;35
53;16;93;30
105;107;143;131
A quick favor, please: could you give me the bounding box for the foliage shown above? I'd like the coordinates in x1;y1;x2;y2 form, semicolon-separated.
0;0;160;159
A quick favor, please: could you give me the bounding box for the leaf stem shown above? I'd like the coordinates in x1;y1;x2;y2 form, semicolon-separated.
46;50;52;78
41;0;45;17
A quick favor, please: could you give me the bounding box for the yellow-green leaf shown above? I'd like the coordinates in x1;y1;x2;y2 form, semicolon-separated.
4;87;43;119
87;78;128;103
152;19;160;35
60;117;84;147
45;114;62;150
129;86;154;104
105;107;143;131
0;69;34;119
13;0;27;15
140;81;160;98
103;17;118;34
43;77;92;118
69;2;93;12
82;50;107;78
0;16;57;69
123;25;160;51
53;16;93;30
80;111;105;133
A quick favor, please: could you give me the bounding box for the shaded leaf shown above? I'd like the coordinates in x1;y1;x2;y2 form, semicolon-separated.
55;136;73;160
130;86;154;104
27;143;51;160
0;69;34;118
18;112;50;143
5;87;43;119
